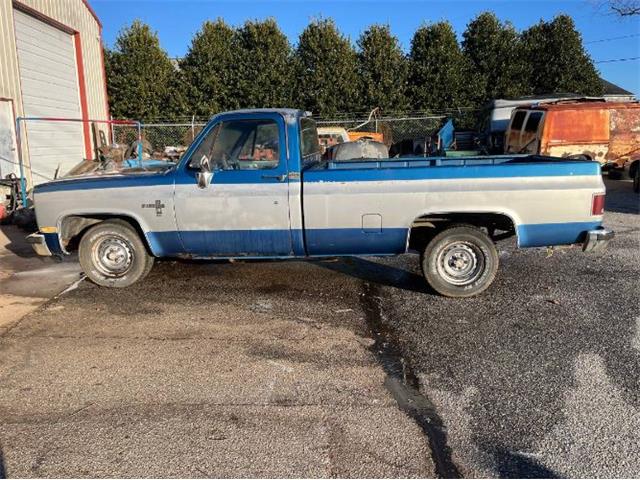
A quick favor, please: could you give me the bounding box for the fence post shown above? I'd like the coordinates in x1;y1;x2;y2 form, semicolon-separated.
136;121;143;168
14;117;28;207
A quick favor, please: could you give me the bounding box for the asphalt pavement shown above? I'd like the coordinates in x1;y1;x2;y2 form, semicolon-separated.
0;224;83;331
374;178;640;477
0;177;637;478
0;254;433;477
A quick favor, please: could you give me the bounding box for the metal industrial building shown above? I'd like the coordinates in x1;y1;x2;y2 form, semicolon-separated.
0;0;108;186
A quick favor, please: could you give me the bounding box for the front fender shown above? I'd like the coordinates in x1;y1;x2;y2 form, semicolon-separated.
55;209;158;255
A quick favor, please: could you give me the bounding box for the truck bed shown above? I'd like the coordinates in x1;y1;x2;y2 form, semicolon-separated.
301;155;603;255
305;154;591;171
302;156;601;185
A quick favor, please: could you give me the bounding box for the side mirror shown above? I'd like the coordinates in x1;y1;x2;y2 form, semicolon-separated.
197;170;213;189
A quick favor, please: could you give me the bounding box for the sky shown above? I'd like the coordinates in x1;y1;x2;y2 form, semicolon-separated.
93;0;640;95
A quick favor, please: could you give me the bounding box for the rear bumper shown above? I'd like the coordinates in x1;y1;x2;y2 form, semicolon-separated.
26;233;52;256
582;227;614;252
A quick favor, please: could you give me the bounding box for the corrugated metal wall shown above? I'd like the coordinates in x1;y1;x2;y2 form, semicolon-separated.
0;0;22;107
0;0;108;184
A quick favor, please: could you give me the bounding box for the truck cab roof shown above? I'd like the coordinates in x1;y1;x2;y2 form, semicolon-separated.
213;108;310;119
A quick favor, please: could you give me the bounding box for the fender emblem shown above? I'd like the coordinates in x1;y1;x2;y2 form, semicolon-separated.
141;200;165;216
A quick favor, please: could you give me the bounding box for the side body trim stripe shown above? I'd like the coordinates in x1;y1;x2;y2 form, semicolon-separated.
33;160;601;193
144;221;600;257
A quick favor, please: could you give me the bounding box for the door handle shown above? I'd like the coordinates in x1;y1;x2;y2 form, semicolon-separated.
261;174;287;182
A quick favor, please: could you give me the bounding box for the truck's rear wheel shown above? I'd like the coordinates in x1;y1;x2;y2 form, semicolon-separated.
79;220;154;287
421;225;498;298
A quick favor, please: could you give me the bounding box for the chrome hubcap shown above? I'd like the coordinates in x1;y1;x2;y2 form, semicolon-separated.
437;241;484;285
92;236;133;277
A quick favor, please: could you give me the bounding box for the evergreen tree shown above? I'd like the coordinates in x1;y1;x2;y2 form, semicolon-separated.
163;68;191;119
235;19;293;108
462;12;528;101
178;19;238;117
408;21;480;113
356;25;408;113
105;21;175;120
294;19;360;116
521;15;603;95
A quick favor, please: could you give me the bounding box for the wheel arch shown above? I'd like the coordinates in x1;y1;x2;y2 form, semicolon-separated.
406;210;521;252
57;211;157;256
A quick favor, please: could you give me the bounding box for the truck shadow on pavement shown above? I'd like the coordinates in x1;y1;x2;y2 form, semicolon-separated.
174;255;431;295
0;224;36;259
491;447;559;478
314;256;430;295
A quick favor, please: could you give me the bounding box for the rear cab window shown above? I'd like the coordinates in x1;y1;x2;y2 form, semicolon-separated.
300;117;321;168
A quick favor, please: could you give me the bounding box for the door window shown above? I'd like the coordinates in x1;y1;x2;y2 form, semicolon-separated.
188;124;220;170
189;119;280;170
519;111;544;153
506;110;528;152
510;110;526;131
524;112;543;133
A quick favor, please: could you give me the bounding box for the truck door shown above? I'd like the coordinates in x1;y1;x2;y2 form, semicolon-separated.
174;113;292;257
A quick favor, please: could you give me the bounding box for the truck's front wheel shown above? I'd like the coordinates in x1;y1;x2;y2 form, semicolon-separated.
421;225;498;298
79;220;154;288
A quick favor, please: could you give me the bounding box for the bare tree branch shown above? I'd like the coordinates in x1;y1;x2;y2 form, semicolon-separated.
603;0;640;16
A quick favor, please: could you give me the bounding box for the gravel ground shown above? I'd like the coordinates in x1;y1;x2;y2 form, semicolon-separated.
373;178;640;477
0;178;636;478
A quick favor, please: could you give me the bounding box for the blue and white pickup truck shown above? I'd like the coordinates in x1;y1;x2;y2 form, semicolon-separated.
28;108;613;297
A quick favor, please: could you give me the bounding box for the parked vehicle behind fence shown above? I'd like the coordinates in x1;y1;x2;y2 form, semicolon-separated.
317;126;385;154
479;94;589;154
317;126;350;153
505;100;640;180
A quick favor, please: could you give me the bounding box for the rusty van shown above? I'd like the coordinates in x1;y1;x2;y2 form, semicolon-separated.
505;101;640;179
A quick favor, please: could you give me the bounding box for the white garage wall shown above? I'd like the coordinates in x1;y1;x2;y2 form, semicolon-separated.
0;99;18;178
14;9;85;183
0;0;109;187
16;0;109;125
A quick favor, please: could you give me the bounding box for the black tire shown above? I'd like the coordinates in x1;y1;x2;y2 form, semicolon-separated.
79;219;154;287
421;225;499;298
608;169;624;180
629;161;640;193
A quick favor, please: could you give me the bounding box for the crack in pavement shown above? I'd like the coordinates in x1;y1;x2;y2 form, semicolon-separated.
360;281;461;479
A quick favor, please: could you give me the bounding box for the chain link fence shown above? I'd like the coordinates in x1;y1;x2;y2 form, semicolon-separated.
112;122;205;154
111;112;474;159
316;115;447;145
